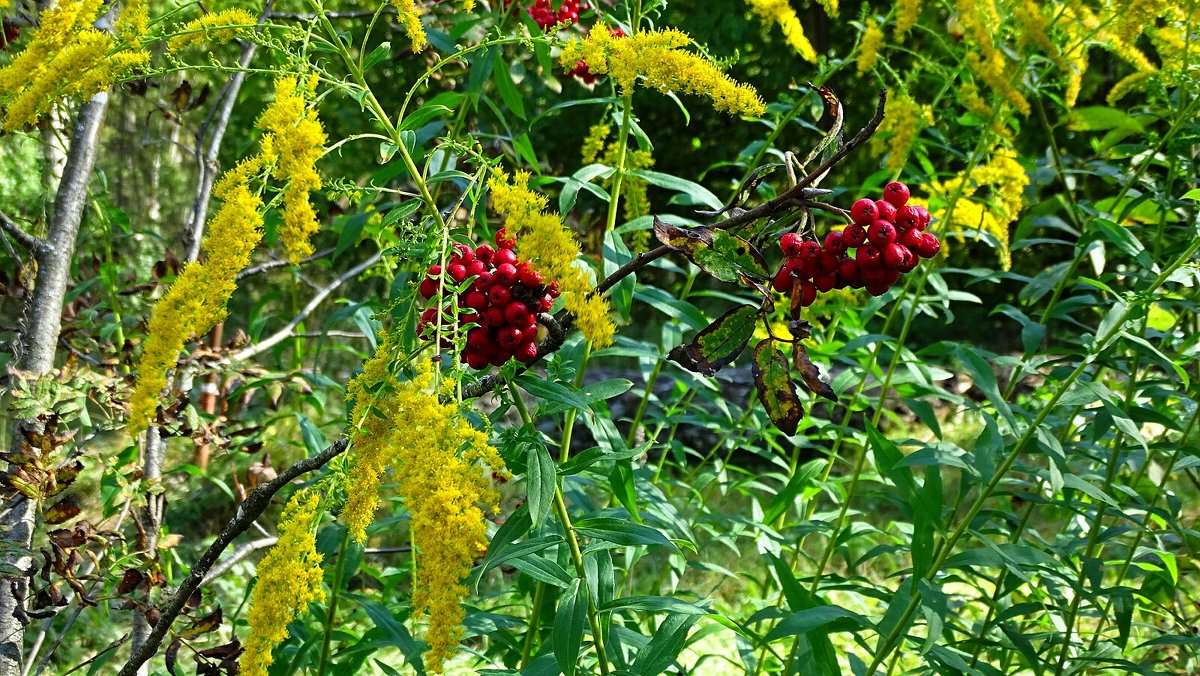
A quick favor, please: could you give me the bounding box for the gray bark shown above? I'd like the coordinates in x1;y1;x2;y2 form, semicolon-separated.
0;92;110;676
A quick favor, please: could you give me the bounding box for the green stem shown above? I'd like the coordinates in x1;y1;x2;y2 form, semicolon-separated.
316;528;350;675
519;579;548;667
605;93;635;233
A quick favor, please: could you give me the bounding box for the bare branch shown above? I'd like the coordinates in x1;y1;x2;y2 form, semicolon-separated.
116;439;349;676
232;250;383;361
0;211;45;254
200;537;278;585
236;247;335;280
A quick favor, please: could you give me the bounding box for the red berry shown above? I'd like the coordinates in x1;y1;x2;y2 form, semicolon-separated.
780;232;803;256
843;223;867;248
915;232;941;258
465;291;488;311
467;328;490;349
546;281;561;298
882;243;909;269
896;206;923;230
816;252;840;275
493;263;518;286
837;258;859;283
418;278;438;299
883;269;901;285
883;181;910;207
813;273;837;293
466;259;488;278
518;268;543;286
465;348;490;369
515;341;539;363
850;198;878;225
773;267;795;293
484;307;506;326
495;228;517;249
823;230;847;255
493;248;518;267
899;248;920;273
856;244;882;267
454;243;475;261
874;200;898;222
475;243;496;263
473;270;493;291
866;281;891;297
498;326;523;350
860;265;887;285
798;240;822;261
537;296;553;313
868;221;898;246
504;301;531;326
784;257;812;280
488;285;512;306
798;282;817;307
901;228;925;249
911;206;932;230
447;263;468;283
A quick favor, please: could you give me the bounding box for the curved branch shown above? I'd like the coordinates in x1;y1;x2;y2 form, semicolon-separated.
115;439;349;676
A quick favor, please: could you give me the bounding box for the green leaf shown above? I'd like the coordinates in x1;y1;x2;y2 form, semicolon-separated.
573;517;676;549
629;169;722;210
361;41;392;71
629;612;701;675
954;347;1015;430
517;374;591;415
653;220;769;284
765;606;870;641
599;596;710;615
296;414;329;456
668;304;759;376
763;459;823;524
491;56;526;120
525;441;556;529
554;579;588;676
752;338;803;435
509;554;574;588
1067;106;1146;133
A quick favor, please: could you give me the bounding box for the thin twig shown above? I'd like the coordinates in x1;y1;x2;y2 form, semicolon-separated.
0;211;45;254
232;250;382;361
115;439;349;676
235;247;335;280
200;537;278;585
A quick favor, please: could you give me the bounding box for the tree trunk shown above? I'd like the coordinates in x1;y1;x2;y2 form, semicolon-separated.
0;92;110;676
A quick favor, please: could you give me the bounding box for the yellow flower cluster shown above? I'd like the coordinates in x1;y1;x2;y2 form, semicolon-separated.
393;0;427;51
489;170;617;347
342;337;505;672
580;123;655;222
166;8;258;52
115;0;149;43
744;0;818;63
957;0;1030;115
239;489;326;676
258;76;327;265
560;28;766;117
871;92;931;174
895;0;920;40
857;19;883;75
929;148;1028;270
129;159;264;435
0;0;148;130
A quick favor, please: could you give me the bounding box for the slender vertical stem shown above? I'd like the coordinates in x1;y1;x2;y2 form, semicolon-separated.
317;529;350;675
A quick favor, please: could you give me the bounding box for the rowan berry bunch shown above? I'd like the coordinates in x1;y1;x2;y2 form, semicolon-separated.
416;229;560;370
504;0;586;31
772;181;940;303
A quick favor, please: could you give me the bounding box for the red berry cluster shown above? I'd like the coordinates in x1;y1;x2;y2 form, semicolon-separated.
417;229;561;370
772;181;941;301
505;0;586;31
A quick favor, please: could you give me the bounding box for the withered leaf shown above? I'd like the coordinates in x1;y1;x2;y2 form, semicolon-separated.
171;80;192;111
117;568;144;595
180;606;222;639
792;343;837;402
196;637;242;660
43;497;81;525
752;338;804;436
165;636;182;676
668;305;759;376
50;460;84;495
653;220;768;284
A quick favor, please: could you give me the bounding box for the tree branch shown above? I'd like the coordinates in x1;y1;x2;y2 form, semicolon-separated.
115;439;349;676
235;247;335;280
0;211;45;254
231;250;383;361
200;537;278;585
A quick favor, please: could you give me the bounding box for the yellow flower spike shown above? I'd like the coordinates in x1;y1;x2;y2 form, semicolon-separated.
166;9;258;52
894;0;919;40
489;170;617;347
922;148;1027;271
744;0;818;63
129;160;264;435
857;19;883;75
870;92;931;174
561;28;766;117
342;336;506;672
239;489;326;676
392;0;427;51
257;75;327;265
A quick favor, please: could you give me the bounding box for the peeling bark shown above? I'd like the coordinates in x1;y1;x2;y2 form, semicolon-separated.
0;92;110;676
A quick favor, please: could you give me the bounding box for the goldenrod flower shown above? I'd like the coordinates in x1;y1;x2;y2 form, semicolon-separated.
895;0;919;40
581;123;611;165
239;489;326;676
342;336;505;672
580;124;655;221
258;75;327;265
0;0;148;129
857;19;883;75
129;159;264;435
166;9;258;52
560;28;766;117
115;0;149;43
956;0;1030;115
392;0;427;51
871;91;931;173
926;148;1027;270
744;0;817;63
1107;70;1155;105
489;169;617;347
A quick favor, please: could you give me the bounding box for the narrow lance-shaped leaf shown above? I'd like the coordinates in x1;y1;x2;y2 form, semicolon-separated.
653;220;768;284
792;342;837;402
752;338;804;435
668;304;759;375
